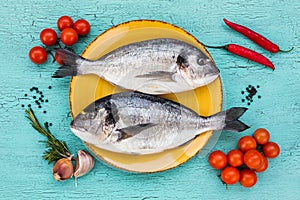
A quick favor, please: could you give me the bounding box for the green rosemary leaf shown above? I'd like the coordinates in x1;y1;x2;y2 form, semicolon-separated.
25;108;72;164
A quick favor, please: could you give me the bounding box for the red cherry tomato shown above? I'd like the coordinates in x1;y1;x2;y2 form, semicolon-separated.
255;156;268;173
73;19;90;36
227;149;244;167
208;150;227;170
221;166;240;185
244;149;264;169
263;142;280;158
254;128;270;145
239;169;257;188
40;28;57;46
57;16;73;31
55;51;64;65
60;28;78;46
29;46;47;64
238;136;257;152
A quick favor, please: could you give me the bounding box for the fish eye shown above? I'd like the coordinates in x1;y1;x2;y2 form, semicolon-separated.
198;58;206;65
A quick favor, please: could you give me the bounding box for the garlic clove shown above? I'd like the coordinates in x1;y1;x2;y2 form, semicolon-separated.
52;157;74;181
74;150;94;179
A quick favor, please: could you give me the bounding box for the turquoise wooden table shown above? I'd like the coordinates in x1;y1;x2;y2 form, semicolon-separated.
0;0;299;199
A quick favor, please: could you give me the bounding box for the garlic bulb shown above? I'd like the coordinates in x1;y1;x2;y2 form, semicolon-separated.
74;150;94;179
52;157;74;181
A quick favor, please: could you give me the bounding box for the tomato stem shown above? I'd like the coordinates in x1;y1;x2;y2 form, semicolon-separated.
56;40;62;48
47;51;56;63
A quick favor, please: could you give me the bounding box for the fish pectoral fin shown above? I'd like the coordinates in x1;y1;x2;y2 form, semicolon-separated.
135;71;176;82
116;123;157;139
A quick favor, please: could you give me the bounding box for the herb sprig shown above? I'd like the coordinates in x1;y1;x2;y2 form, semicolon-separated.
25;108;72;163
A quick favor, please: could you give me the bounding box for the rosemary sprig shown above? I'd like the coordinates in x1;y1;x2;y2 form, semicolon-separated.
25;108;72;164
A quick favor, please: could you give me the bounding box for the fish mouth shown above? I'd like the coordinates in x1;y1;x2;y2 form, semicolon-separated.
70;122;78;130
70;123;75;129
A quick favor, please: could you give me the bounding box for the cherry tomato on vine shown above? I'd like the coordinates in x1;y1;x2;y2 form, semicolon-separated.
263;142;280;158
255;156;268;172
238;136;257;152
40;28;57;46
221;166;240;185
60;28;78;46
244;149;264;169
29;46;47;64
57;16;73;31
254;128;270;145
227;149;244;167
73;19;90;36
208;150;227;169
239;169;257;188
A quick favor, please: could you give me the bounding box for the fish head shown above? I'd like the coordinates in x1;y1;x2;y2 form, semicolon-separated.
70;104;111;145
177;51;220;87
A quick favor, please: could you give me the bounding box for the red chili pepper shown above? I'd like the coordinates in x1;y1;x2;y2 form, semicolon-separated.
223;18;293;53
205;44;275;70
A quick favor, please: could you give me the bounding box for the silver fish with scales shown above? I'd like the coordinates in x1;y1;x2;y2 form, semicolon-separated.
52;38;219;94
70;92;249;155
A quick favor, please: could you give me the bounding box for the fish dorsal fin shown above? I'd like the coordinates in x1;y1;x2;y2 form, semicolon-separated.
117;123;157;139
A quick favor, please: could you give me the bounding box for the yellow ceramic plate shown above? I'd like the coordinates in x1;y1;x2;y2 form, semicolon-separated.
69;20;222;173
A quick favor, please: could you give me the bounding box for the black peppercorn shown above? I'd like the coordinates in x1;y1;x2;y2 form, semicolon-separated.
241;84;261;106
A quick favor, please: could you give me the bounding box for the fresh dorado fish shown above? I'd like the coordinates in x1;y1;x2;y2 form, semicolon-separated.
70;92;249;155
52;38;219;94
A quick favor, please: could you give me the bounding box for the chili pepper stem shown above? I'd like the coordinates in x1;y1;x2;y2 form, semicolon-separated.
279;46;294;53
204;44;228;50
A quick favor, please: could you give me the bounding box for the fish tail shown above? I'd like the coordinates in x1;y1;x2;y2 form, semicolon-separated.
52;49;83;78
212;107;249;132
223;107;249;132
